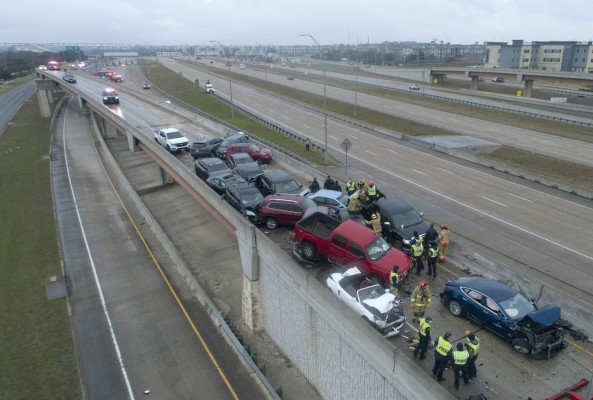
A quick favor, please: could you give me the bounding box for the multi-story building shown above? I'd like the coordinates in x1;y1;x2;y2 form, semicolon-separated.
485;40;593;72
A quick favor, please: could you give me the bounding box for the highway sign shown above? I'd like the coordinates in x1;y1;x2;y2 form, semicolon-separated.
341;138;352;152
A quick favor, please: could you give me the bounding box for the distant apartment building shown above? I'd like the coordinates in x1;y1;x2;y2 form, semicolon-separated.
485;40;593;72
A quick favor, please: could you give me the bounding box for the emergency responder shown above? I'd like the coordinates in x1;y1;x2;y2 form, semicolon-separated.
324;175;333;190
357;178;367;194
452;342;470;389
438;224;451;261
414;315;432;359
389;265;400;296
348;193;362;214
411;280;432;322
346;178;356;196
432;331;452;382
465;333;480;379
411;231;425;275
366;181;378;202
365;213;382;235
426;243;438;279
309;177;320;193
424;223;438;248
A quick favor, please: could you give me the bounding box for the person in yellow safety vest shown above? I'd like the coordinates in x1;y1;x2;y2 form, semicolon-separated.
366;181;378;202
389;265;400;296
411;232;425;276
438;224;451;261
410;280;432;322
414;315;432;360
357;179;368;203
452;342;470;389
348;193;362;214
427;243;438;279
346;178;356;196
465;333;480;379
365;213;382;234
432;331;452;382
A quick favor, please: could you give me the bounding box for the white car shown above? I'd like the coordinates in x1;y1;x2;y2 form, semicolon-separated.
38;65;48;71
408;84;420;90
154;128;190;153
326;267;406;338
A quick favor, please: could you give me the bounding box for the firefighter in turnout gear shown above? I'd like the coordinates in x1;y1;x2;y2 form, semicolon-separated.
452;342;470;389
465;333;480;379
438;224;451;261
411;280;432;322
432;331;452;382
346;178;356;196
414;315;432;359
348;193;362;214
365;213;382;235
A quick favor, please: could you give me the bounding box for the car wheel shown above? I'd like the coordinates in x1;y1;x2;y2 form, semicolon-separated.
265;217;278;230
448;300;463;317
166;145;172;153
512;338;531;355
301;241;317;260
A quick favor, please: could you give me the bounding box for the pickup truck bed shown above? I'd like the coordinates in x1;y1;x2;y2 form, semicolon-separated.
296;212;341;241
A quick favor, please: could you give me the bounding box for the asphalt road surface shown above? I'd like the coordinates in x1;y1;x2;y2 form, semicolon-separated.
0;80;35;134
51;96;268;399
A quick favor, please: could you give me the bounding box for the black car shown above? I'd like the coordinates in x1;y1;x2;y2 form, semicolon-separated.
222;184;265;223
143;83;151;89
370;196;428;251
226;153;258;170
102;88;119;105
254;170;302;196
190;136;224;159
206;173;248;194
194;157;232;181
63;73;76;83
215;132;249;158
233;164;264;183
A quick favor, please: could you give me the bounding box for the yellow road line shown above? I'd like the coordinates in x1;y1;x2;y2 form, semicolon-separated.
89;128;240;399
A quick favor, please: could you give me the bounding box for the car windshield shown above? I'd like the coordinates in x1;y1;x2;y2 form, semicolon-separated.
193;142;207;148
208;162;228;172
365;236;391;261
240;191;264;204
391;209;423;228
336;193;349;207
235;157;253;165
167;131;183;139
498;292;536;321
275;180;300;193
302;198;316;209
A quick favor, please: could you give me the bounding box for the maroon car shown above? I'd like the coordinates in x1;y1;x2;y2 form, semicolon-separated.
258;194;315;229
224;143;273;164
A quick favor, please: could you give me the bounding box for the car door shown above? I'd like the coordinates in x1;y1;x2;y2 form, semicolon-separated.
326;233;351;264
282;203;304;225
479;295;510;338
461;288;488;326
159;131;167;148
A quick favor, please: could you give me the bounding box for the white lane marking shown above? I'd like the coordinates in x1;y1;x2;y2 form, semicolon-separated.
304;125;311;129
364;150;377;155
62;104;136;400
351;135;359;139
507;192;533;203
481;196;508;207
439;168;453;174
330;135;339;140
330;147;593;262
386;149;399;154
412;169;428;176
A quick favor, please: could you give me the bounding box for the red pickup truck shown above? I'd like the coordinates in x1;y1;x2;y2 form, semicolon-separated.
292;211;412;286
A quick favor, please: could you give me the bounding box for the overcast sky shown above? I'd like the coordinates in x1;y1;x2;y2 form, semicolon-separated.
2;0;592;46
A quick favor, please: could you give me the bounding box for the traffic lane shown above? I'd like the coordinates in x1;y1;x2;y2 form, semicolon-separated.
263;226;593;400
61;101;266;399
0;80;35;134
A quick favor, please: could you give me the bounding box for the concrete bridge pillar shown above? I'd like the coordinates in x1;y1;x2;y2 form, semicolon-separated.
235;217;264;332
523;79;534;97
34;79;56;118
126;130;138;153
470;76;479;90
104;121;119;139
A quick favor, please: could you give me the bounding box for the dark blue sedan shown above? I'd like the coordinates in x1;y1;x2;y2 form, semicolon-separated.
441;276;567;358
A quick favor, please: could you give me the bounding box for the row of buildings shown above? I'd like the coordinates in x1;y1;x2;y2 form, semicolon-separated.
485;40;593;73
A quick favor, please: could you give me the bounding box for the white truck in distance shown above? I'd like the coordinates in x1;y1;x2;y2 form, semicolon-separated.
205;80;214;93
154;128;190;153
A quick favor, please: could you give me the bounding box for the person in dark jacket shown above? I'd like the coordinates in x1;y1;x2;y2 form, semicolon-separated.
414;315;432;360
424;223;438;248
309;178;320;193
324;175;333;190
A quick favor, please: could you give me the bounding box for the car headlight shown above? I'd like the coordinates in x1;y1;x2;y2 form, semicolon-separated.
246;210;256;217
103;97;108;100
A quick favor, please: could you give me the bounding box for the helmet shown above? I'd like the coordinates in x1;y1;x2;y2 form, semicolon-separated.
371;213;377;220
352;193;359;199
420;280;428;287
358;178;365;185
425;315;432;322
368;181;374;186
440;224;447;229
444;331;452;339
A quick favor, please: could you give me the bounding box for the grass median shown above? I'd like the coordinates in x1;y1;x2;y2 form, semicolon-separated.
0;74;36;95
0;94;81;399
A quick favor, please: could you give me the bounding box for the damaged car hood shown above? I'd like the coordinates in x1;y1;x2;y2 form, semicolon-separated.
363;295;396;314
519;306;561;329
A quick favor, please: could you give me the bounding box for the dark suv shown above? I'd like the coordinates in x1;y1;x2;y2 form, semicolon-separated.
102;88;119;105
254;170;302;197
370;196;428;251
190;136;224;159
215;132;249;158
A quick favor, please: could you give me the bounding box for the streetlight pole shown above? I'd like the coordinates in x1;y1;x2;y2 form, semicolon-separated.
300;33;328;165
210;40;235;121
354;67;359;116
